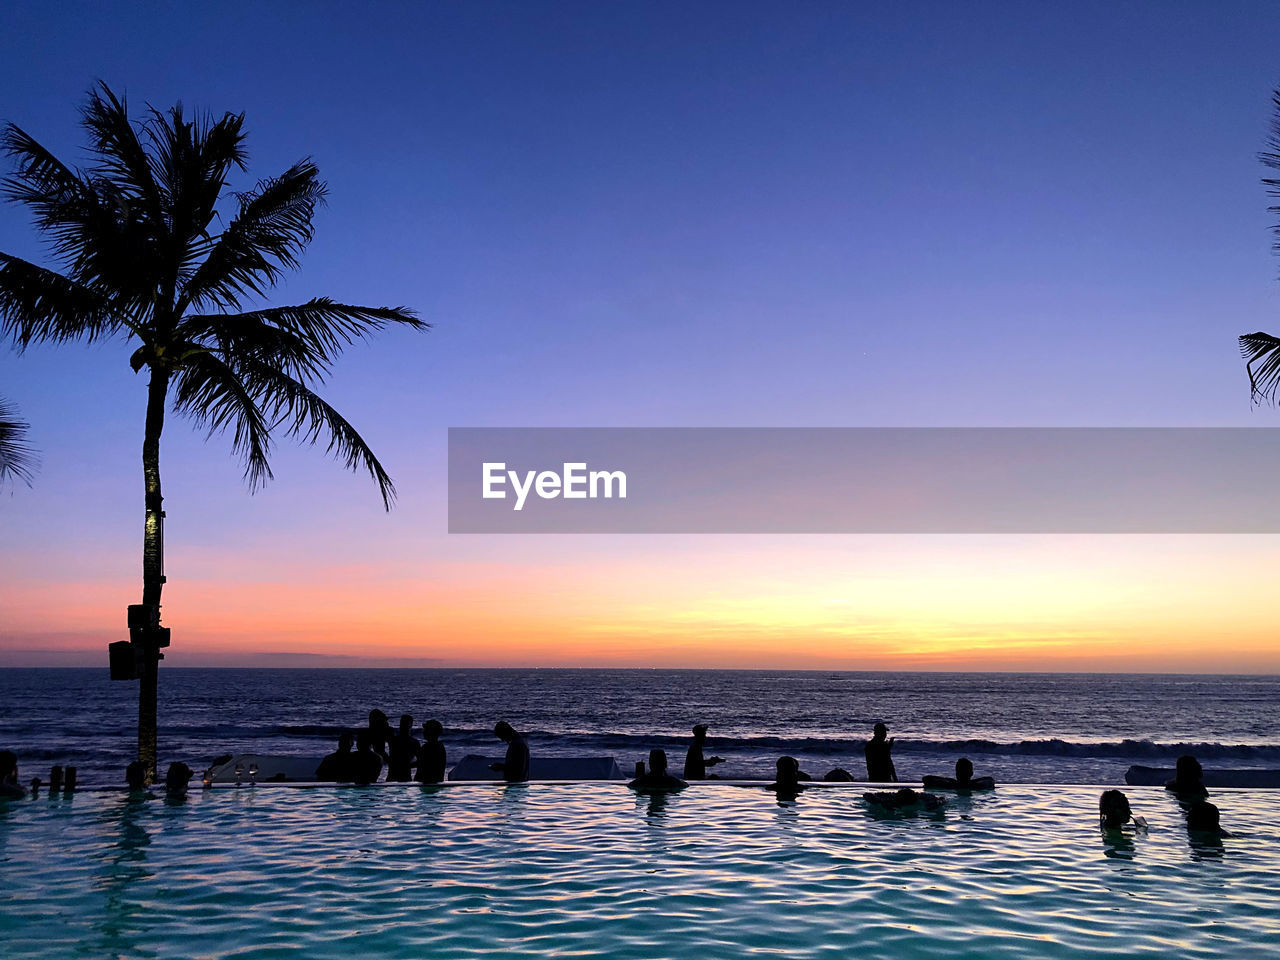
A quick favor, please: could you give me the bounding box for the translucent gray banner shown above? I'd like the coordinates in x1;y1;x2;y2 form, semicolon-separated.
447;428;1280;533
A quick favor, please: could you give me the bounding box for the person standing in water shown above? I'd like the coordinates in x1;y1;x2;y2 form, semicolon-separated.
629;749;687;792
684;724;725;780
864;722;897;782
387;714;419;782
365;709;393;763
490;721;530;783
417;719;447;783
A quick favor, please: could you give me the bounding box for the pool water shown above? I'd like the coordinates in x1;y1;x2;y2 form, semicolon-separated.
1;784;1278;959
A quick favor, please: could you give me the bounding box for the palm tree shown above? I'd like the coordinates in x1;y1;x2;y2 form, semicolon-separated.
0;395;37;486
1241;91;1280;402
0;84;426;781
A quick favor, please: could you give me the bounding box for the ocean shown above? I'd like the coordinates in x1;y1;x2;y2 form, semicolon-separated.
1;668;1277;787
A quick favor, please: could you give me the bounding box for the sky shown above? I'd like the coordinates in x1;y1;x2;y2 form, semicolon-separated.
1;1;1279;671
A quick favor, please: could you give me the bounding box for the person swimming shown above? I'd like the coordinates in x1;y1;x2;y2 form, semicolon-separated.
1165;755;1208;797
125;761;148;793
683;724;725;780
922;757;995;791
629;749;688;792
0;750;25;800
864;787;945;812
164;762;193;799
352;730;385;785
316;732;356;782
417;719;447;783
1099;789;1147;830
490;721;530;783
767;756;807;797
864;722;897;782
1185;800;1232;838
387;714;419;782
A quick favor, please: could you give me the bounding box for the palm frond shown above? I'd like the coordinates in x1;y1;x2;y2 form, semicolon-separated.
177;161;327;312
0;253;119;348
80;83;166;225
0;396;38;486
171;350;273;488
1240;331;1280;403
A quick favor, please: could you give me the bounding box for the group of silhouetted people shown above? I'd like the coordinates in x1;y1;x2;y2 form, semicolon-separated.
315;710;451;784
1098;755;1231;841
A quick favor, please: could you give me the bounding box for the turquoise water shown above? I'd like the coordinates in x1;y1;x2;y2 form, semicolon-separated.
1;784;1278;959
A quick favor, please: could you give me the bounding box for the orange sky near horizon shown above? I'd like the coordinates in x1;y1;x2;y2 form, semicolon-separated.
3;534;1277;672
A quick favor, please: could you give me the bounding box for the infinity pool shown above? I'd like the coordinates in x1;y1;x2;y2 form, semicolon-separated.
1;784;1277;959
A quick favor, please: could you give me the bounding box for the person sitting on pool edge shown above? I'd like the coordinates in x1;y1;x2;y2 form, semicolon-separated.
352;730;385;784
490;721;530;783
387;714;419;782
1185;800;1232;838
767;756;807;797
684;724;725;779
1099;789;1147;831
417;719;447;783
864;722;897;782
864;787;945;812
316;731;356;782
0;750;26;800
1165;755;1208;798
922;757;995;791
629;749;688;792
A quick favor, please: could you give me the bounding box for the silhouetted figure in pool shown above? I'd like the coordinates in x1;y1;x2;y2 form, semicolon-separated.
864;722;897;782
0;750;25;799
767;756;806;798
490;721;530;782
923;757;995;791
684;724;725;780
125;761;148;793
387;714;419;782
1185;800;1232;838
417;720;447;783
629;749;688;792
366;709;393;763
165;762;193;799
352;730;385;784
1099;789;1146;831
316;732;356;782
1165;755;1208;797
823;767;855;782
865;787;945;812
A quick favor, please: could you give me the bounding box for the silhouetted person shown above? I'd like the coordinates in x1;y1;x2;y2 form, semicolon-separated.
387;714;419;782
1099;789;1146;830
864;722;897;782
923;757;995;791
165;762;192;799
865;787;945;812
629;749;688;792
0;750;25;799
352;730;384;784
417;719;447;783
490;721;530;782
684;724;725;779
366;709;393;763
1165;755;1207;797
1185;800;1232;838
316;732;356;782
125;761;147;792
767;755;806;797
823;767;855;782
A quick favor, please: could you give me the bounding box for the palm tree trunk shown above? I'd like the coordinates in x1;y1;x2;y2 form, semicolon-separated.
139;367;170;783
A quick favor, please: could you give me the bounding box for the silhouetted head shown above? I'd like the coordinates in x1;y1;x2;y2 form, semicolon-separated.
337;732;355;753
399;714;413;734
1186;800;1222;833
1099;789;1132;828
649;749;669;774
125;761;146;790
873;722;888;739
423;719;443;740
369;709;389;730
1175;755;1203;784
692;724;708;740
355;730;373;752
494;721;515;742
956;758;974;782
0;750;17;782
776;755;800;783
165;762;192;795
